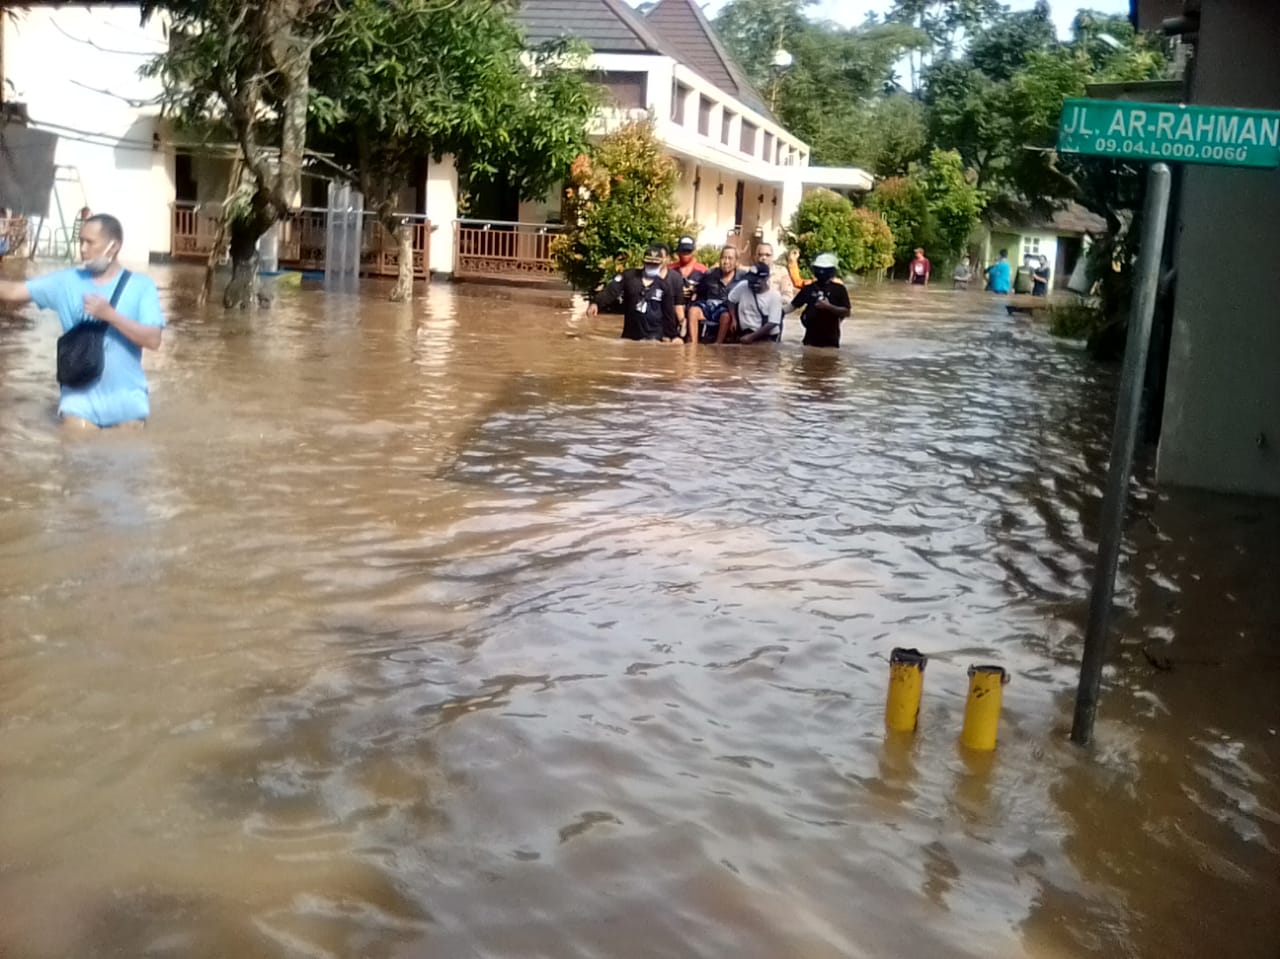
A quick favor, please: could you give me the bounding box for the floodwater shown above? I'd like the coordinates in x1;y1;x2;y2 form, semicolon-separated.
0;266;1277;959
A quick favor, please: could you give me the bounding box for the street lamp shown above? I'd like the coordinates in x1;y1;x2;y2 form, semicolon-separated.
769;49;793;113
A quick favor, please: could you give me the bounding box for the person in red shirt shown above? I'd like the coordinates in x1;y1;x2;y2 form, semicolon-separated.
908;247;931;286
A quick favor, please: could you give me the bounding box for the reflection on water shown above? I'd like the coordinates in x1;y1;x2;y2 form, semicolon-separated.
0;267;1277;958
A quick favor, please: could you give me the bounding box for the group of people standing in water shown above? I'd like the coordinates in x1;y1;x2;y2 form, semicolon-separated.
586;236;852;348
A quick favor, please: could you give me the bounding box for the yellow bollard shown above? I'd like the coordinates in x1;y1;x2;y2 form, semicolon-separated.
885;648;928;732
960;664;1009;751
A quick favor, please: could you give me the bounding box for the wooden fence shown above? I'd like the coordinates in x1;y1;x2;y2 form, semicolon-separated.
453;220;562;281
170;204;430;279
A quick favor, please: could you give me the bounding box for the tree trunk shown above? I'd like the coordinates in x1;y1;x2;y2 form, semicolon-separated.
389;219;414;302
224;216;262;309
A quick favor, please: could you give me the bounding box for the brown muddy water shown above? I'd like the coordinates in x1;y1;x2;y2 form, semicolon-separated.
0;265;1277;959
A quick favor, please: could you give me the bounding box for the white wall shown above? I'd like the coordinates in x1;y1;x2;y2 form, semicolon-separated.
424;155;458;275
4;5;173;263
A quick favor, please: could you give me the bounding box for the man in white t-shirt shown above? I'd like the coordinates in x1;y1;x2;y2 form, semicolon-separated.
723;262;784;344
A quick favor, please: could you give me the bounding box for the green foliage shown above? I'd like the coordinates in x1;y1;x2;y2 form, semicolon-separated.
550;119;694;292
782;189;895;276
866;176;932;264
694;244;725;268
309;0;597;220
715;0;927;168
865;149;983;265
920;148;984;258
1048;302;1106;339
843;95;930;177
966;1;1056;82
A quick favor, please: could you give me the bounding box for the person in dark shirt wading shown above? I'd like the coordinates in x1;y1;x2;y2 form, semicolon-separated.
791;252;851;348
587;245;680;341
689;246;747;344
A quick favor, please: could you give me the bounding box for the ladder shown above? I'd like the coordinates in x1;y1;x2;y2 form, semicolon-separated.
33;166;88;261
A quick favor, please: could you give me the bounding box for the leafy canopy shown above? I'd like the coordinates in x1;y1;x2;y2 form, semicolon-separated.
308;0;598;218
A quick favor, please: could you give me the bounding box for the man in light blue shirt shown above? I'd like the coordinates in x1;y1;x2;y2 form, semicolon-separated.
0;214;165;429
985;248;1012;295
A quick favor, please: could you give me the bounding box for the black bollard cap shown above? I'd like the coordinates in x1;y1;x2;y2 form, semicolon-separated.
890;647;928;670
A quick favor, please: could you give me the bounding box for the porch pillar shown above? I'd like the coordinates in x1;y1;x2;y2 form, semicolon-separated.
425;154;458;276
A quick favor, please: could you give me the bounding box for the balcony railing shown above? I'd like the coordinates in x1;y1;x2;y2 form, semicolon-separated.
453;219;563;281
170;203;430;279
0;216;30;258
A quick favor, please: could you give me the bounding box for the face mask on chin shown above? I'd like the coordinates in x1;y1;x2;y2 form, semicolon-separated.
83;243;116;275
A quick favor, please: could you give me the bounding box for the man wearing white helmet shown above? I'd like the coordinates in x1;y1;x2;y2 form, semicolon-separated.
790;252;851;348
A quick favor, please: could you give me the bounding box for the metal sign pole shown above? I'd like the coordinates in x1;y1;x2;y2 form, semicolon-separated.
1070;162;1173;747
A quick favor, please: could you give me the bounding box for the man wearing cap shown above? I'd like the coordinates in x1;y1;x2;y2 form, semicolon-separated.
671;235;707;312
722;261;784;344
586;244;680;341
791;252;851;348
689;245;747;344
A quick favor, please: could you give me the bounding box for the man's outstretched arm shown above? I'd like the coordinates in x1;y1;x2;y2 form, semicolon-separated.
0;280;32;304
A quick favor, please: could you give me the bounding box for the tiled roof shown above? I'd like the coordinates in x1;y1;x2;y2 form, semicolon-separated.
991;202;1108;236
515;0;775;121
643;0;774;120
516;0;671;55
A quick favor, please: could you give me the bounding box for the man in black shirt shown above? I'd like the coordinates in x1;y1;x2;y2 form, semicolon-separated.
792;252;851;348
689;245;747;344
587;245;680;341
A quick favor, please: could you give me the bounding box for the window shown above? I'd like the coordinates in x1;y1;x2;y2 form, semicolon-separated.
698;95;713;136
590;71;647;110
672;82;690;124
721;110;735;145
740;121;757;155
762;132;774;163
1022;236;1043;256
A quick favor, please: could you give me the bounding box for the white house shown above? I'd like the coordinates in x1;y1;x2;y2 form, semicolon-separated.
0;0;871;281
511;0;873;252
0;5;172;266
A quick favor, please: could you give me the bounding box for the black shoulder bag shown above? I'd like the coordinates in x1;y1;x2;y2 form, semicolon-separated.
57;270;131;389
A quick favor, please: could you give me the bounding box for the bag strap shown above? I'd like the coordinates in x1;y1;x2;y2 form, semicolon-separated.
109;270;131;310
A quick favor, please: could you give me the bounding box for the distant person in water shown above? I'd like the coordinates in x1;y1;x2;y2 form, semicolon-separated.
1032;254;1051;296
0;213;166;430
908;247;931;286
953;255;974;289
985;249;1012;294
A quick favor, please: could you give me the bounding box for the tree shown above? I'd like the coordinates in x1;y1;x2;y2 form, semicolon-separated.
887;0;1002;85
845;95;930;177
550;119;693;292
782;189;894;277
309;0;597;301
966;1;1057;82
143;0;331;308
920;148;984;258
714;0;926;167
865;148;983;269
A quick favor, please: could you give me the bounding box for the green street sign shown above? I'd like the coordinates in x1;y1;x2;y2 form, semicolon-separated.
1058;98;1280;169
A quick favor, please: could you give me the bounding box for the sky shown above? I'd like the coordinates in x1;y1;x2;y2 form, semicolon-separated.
677;0;1132;39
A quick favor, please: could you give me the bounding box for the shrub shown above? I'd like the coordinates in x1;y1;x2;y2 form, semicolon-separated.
782;189;895;277
550;117;694;291
694;243;724;267
1048;302;1106;339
